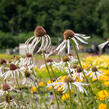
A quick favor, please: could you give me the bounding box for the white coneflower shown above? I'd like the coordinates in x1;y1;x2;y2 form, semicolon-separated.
3;64;25;79
0;95;18;109
19;53;34;66
47;76;88;94
0;84;10;96
86;66;103;80
25;26;51;54
98;39;109;50
22;70;37;86
40;57;53;69
0;84;18;96
71;66;85;81
56;29;90;54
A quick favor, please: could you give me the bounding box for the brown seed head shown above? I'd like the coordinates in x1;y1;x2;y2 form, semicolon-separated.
3;84;10;91
64;76;74;83
62;56;70;62
10;64;18;70
92;66;98;72
107;38;109;41
0;59;6;65
34;26;46;37
72;64;77;69
46;58;53;63
5;95;13;103
26;53;32;58
77;66;83;73
24;70;31;78
46;51;50;54
68;53;73;56
64;30;75;39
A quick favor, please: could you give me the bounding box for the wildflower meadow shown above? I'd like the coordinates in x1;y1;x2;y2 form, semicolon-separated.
0;26;109;109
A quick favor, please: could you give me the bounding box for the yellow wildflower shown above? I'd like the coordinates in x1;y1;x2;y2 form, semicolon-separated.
47;80;52;90
61;93;69;100
98;90;109;100
31;86;37;93
104;81;109;87
38;82;44;87
98;103;107;109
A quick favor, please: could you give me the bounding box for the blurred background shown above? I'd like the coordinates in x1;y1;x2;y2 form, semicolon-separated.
0;0;108;54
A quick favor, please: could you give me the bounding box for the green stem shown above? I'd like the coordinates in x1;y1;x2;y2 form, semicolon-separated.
43;52;60;109
75;86;86;109
68;83;72;109
50;64;56;79
71;40;96;106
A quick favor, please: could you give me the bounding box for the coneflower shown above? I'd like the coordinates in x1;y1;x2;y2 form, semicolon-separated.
25;26;51;54
56;29;90;54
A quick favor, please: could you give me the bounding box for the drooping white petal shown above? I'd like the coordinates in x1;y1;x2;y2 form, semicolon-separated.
46;35;51;49
58;40;67;54
75;36;88;44
25;36;34;45
67;40;70;54
31;38;40;53
98;41;109;50
72;38;79;50
44;36;49;50
56;40;66;51
72;82;88;95
37;37;45;53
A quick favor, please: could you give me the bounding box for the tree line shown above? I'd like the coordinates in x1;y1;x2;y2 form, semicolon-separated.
0;0;108;48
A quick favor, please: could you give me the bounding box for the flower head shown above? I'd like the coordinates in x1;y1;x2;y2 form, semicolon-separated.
64;30;75;39
31;86;37;93
26;53;32;58
98;103;107;109
62;56;70;62
25;25;51;54
92;66;98;72
77;66;83;73
64;76;74;83
38;82;44;87
61;93;69;100
34;26;46;37
46;58;53;63
55;29;90;54
2;84;10;91
98;90;109;100
5;95;13;103
10;64;18;70
0;59;6;65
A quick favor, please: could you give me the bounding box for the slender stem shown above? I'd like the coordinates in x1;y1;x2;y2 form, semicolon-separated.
68;83;72;109
75;85;86;109
71;40;96;106
43;52;60;109
50;64;56;79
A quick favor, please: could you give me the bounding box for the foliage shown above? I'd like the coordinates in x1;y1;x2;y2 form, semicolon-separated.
0;0;108;48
